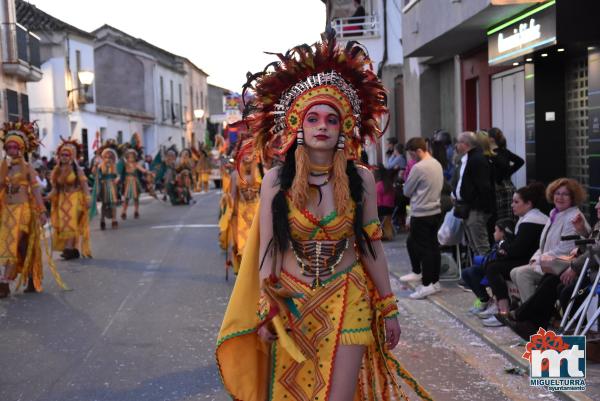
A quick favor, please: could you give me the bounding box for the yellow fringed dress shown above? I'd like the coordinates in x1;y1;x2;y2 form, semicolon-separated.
216;197;429;401
218;170;233;251
230;175;260;274
0;163;44;291
50;169;91;256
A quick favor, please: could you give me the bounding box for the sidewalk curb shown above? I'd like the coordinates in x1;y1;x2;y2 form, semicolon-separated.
391;271;594;401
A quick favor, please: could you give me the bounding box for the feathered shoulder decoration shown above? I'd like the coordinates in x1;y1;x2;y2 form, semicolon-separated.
242;31;388;160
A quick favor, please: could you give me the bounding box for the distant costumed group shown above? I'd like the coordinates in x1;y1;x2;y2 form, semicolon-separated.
0;125;212;299
216;34;431;400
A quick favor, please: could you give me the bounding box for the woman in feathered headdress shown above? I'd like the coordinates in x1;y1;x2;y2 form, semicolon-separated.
194;147;211;193
217;34;429;401
91;139;120;230
0;122;67;298
120;147;151;220
226;125;262;277
48;138;92;259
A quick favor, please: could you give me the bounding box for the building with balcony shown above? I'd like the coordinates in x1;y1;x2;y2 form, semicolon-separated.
0;0;42;124
17;0;103;161
323;0;403;162
402;0;600;205
93;25;189;157
182;58;208;149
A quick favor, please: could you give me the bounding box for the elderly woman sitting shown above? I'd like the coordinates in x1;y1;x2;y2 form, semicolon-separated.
510;178;589;303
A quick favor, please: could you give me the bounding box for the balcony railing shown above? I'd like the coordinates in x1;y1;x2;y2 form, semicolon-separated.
331;15;381;39
2;22;42;82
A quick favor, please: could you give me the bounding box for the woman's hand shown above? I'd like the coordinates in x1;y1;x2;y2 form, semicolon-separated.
257;324;277;343
384;317;401;349
560;267;578;286
39;211;48;226
571;213;586;236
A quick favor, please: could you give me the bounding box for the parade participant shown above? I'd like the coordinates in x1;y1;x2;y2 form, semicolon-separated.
48;138;92;259
171;164;193;205
91;141;120;230
0;122;67;298
217;34;429;401
179;148;196;189
228;135;261;275
154;146;178;201
195;148;211;193
120;148;151;220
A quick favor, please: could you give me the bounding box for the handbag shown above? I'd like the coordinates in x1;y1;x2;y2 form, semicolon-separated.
438;209;464;246
453;200;470;219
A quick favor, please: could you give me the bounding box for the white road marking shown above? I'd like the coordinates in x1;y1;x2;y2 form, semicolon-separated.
150;224;218;229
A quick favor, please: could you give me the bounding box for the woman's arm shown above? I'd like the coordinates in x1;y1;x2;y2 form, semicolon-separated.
77;167;90;197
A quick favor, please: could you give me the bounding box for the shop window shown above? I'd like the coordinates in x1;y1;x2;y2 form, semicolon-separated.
565;57;589;187
21;94;29;122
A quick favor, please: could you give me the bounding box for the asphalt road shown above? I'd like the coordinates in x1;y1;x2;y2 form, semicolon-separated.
0;190;562;401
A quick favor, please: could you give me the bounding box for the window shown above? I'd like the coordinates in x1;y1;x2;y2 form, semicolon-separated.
117;130;123;144
160;76;165;120
6;89;19;122
190;85;194;110
166;100;171;123
21;94;29;122
200;90;204;109
178;83;183;124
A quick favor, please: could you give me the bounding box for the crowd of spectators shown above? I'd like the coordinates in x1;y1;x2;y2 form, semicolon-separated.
375;127;599;337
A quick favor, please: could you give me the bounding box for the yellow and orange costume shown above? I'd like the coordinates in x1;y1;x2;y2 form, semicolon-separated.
195;150;211;193
217;34;431;401
49;139;91;258
0;122;67;298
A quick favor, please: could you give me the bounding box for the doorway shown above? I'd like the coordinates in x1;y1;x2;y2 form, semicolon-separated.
492;68;526;188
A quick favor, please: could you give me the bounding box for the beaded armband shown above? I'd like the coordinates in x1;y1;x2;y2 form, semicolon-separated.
257;292;271;323
362;219;383;241
375;294;399;319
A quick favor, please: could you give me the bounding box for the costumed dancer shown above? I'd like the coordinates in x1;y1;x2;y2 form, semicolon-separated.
48;138;92;260
0;122;67;298
154;146;178;202
217;34;431;400
227;131;261;276
120;147;151;220
195;148;211;193
91;141;120;230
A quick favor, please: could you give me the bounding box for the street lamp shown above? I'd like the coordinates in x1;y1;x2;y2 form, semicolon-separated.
67;70;95;103
193;108;205;120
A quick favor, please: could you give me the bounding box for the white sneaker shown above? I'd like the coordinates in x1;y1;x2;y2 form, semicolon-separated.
477;303;498;319
409;284;438;299
433;282;441;292
400;272;422;282
482;315;505;327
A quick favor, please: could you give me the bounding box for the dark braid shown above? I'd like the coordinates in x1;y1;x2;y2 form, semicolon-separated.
271;142;375;259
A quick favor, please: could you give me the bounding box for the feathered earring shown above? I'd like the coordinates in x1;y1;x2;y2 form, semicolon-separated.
290;129;310;210
332;134;350;215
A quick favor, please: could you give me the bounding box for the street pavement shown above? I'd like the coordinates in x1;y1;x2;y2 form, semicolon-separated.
0;191;581;401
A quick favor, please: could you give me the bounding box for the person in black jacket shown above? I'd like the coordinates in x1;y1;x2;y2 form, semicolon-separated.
489;127;525;220
453;131;495;255
481;183;548;327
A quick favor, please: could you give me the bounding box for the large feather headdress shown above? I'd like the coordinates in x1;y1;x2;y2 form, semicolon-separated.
0;121;39;153
242;32;388;160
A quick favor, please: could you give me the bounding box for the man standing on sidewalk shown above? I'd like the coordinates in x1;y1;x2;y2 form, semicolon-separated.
453;131;494;256
401;137;444;299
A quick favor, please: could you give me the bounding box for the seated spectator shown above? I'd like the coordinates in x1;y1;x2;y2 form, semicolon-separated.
510;178;589;304
508;198;600;339
478;183;548;327
463;218;515;316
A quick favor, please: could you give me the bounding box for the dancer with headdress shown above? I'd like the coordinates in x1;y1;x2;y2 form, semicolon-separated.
91;140;120;230
48;138;92;260
0;122;67;298
195;148;211;193
120;146;151;220
217;34;430;401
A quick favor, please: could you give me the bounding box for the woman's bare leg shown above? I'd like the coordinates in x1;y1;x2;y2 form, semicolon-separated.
328;344;365;401
122;200;128;219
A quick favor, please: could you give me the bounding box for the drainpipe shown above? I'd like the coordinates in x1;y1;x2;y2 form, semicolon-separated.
377;0;388;78
376;0;388;164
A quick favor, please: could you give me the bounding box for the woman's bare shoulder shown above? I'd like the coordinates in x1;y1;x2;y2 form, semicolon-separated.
261;167;281;196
